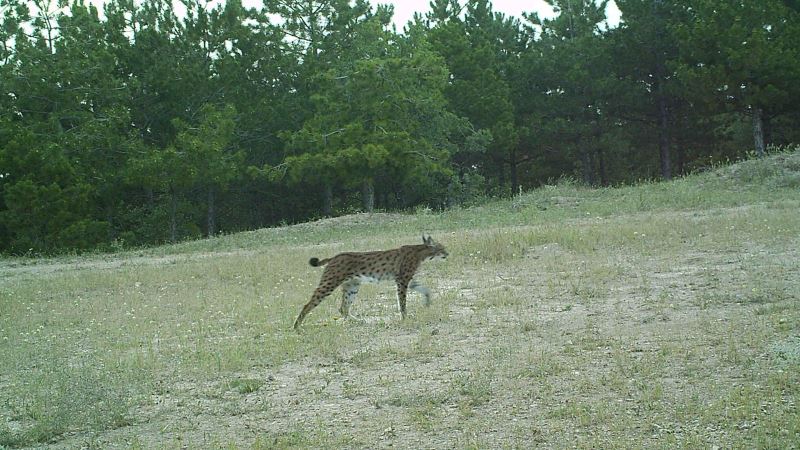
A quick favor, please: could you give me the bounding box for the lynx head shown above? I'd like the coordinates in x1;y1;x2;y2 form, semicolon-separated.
422;235;448;261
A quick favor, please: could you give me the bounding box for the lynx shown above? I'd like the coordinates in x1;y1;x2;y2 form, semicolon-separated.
293;236;448;329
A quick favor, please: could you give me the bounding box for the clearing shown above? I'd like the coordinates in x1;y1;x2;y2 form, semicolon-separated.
1;151;799;448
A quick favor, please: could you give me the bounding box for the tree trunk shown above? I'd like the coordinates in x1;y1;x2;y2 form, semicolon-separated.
322;184;333;217
105;204;116;241
752;107;765;158
497;161;506;195
596;148;608;186
510;157;520;196
169;187;177;243
397;189;408;209
381;190;389;210
207;186;216;237
658;94;672;180
580;149;595;186
763;115;773;147
675;139;686;176
362;179;375;213
146;188;155;210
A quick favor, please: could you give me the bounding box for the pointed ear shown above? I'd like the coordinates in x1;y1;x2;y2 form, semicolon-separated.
423;235;432;245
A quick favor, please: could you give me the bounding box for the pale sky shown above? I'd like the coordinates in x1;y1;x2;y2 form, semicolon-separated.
79;0;621;30
379;0;622;29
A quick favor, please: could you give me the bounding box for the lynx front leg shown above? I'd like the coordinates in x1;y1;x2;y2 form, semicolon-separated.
409;279;432;306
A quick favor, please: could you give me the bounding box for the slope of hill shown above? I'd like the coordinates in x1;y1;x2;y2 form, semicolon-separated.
1;150;798;448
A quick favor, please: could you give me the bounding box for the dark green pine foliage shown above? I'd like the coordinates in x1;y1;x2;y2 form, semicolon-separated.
520;0;616;185
426;0;527;195
673;0;800;158
277;2;460;214
1;0;799;253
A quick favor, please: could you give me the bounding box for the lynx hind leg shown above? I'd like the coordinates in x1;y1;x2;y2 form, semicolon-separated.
409;279;432;306
293;269;345;330
339;280;360;319
396;279;410;319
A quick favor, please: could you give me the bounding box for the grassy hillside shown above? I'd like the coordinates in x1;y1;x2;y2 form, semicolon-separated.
1;150;799;449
